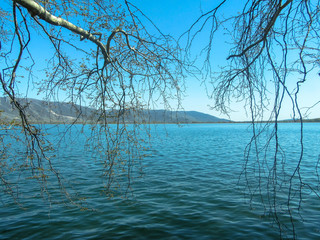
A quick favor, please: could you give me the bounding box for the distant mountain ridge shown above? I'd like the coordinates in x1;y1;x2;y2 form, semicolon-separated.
0;97;230;124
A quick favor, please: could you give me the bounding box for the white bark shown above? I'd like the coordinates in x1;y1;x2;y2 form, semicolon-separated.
14;0;111;64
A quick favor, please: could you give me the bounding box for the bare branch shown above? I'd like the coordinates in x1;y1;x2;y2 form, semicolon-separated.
15;0;111;65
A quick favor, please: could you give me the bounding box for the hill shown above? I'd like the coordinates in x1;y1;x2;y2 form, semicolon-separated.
0;97;230;124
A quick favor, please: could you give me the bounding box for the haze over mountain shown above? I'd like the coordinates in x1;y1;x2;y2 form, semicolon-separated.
0;97;230;124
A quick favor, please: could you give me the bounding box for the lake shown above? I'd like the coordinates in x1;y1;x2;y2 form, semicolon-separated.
1;123;320;239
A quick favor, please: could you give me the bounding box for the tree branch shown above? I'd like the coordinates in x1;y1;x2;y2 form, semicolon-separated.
227;0;293;60
15;0;112;65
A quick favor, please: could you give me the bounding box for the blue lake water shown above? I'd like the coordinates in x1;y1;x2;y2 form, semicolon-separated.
1;123;320;239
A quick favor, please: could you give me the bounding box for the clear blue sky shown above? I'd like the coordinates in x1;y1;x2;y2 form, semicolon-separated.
133;0;320;121
1;0;319;121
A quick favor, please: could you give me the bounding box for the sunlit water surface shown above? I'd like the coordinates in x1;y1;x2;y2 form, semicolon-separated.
1;123;320;239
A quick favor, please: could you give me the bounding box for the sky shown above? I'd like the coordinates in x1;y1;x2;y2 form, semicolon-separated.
1;0;320;121
132;0;320;121
133;0;236;118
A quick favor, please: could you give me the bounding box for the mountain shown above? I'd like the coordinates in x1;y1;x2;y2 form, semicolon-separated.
144;110;230;123
0;97;230;124
0;97;95;123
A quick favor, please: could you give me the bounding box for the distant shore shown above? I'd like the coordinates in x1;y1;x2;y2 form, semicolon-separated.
3;119;320;125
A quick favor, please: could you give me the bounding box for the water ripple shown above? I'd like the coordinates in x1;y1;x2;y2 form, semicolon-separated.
1;123;320;239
